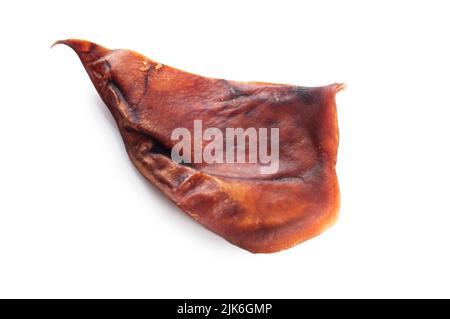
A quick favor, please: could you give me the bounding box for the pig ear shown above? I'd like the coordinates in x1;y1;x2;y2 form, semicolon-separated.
56;40;343;253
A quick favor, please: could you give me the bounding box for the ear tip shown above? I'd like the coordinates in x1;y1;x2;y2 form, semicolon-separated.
50;40;64;48
52;38;109;52
51;39;82;49
52;39;111;65
334;83;347;92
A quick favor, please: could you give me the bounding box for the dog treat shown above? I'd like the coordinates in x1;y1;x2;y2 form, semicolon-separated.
55;39;344;253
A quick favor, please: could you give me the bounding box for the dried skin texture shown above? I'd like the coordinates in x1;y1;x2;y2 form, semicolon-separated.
55;39;344;253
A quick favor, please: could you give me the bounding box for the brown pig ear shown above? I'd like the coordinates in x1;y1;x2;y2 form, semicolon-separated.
55;39;344;253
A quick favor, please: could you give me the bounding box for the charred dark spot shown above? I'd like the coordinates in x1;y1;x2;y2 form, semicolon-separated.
295;87;315;105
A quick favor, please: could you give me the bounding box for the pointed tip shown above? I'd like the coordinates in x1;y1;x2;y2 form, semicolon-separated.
334;83;347;92
51;38;101;52
50;40;65;48
51;39;111;65
51;39;82;49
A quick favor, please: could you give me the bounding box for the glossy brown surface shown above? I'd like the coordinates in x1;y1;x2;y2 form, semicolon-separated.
55;39;344;253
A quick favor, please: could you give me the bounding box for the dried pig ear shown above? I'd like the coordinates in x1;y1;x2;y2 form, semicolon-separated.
54;39;345;253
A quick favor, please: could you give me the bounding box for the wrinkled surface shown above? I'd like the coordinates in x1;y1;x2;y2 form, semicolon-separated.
55;39;344;253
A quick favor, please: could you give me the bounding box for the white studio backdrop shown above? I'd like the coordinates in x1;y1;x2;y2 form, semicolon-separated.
0;0;449;298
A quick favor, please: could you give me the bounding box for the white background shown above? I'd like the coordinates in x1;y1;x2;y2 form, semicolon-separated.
0;0;449;298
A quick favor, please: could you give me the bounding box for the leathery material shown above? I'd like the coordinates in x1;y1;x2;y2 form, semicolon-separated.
55;39;345;253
